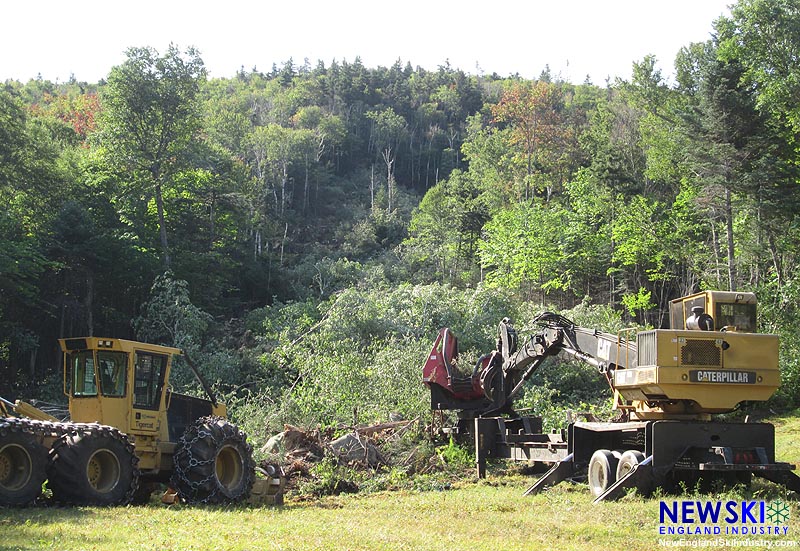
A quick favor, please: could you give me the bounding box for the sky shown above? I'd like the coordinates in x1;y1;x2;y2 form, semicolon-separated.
3;0;733;85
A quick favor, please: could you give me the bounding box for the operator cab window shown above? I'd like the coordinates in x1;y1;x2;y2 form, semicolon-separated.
670;296;706;329
98;351;128;397
715;303;757;332
133;352;167;410
69;350;97;397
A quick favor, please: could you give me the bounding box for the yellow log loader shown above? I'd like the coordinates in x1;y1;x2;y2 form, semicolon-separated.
0;337;282;506
423;290;800;501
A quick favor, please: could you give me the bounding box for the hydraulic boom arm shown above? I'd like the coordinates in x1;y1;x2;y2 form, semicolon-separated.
422;313;636;416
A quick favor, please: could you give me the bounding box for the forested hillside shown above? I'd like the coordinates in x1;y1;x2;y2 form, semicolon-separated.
3;0;800;429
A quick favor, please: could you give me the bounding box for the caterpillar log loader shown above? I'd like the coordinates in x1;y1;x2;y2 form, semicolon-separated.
0;337;282;506
423;290;800;501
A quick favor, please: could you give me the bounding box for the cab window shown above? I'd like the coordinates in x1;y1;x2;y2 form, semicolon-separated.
133;352;167;410
670;296;707;329
69;351;97;397
98;351;128;397
715;303;757;332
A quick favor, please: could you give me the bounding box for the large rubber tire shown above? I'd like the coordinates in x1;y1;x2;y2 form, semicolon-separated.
615;450;645;480
588;449;619;498
615;449;653;495
47;425;139;506
171;416;255;504
0;427;48;506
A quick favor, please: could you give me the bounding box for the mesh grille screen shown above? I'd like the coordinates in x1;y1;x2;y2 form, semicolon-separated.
680;339;721;366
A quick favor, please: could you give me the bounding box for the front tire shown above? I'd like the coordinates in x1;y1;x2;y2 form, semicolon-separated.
48;425;139;505
0;428;48;506
171;416;255;504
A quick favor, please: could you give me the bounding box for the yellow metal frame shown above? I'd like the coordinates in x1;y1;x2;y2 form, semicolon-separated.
58;337;185;471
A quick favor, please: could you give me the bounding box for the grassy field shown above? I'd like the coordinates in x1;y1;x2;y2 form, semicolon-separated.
2;480;798;551
772;411;800;465
2;413;800;551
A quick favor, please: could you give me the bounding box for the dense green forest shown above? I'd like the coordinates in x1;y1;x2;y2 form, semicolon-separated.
3;0;800;432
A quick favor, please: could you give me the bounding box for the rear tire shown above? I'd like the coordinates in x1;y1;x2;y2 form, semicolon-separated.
0;428;48;506
615;449;653;495
171;416;255;504
48;425;139;505
588;449;619;498
616;450;645;480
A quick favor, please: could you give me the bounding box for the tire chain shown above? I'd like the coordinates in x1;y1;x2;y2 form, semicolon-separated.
0;417;140;505
0;416;69;442
174;427;218;504
171;416;253;504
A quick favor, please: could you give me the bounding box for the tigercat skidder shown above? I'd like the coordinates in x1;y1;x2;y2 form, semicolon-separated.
422;290;800;501
0;337;282;506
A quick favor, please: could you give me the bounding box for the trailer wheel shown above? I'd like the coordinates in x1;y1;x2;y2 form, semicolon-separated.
171;416;255;504
48;427;139;505
614;449;654;494
0;430;48;506
615;450;645;480
588;449;619;497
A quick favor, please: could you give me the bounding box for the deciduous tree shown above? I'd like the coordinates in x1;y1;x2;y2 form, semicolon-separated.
98;45;206;269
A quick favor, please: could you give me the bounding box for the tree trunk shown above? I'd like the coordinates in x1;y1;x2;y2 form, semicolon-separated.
254;229;262;260
767;230;783;290
280;222;288;266
710;208;722;286
425;135;432;190
315;133;326;216
303;154;310;215
725;188;736;291
154;181;171;269
28;347;37;379
370;164;375;210
382;147;394;212
280;162;288;216
85;271;94;336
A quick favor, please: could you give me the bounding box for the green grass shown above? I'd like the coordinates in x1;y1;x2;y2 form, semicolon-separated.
771;409;800;464
3;414;800;551
0;483;661;551
2;480;798;551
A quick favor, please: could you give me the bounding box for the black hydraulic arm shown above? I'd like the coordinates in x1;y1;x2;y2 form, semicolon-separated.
496;313;636;408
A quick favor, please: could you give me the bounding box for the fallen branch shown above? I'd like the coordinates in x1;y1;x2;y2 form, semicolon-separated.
355;419;414;437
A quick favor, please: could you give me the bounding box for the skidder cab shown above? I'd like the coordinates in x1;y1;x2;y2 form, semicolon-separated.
60;337;232;473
